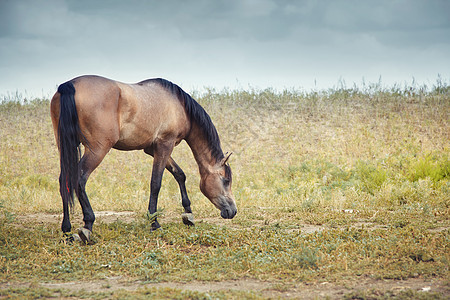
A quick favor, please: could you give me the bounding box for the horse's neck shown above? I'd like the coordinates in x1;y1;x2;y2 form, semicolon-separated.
185;123;218;176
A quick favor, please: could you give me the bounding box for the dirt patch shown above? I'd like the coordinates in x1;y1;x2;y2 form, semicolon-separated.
15;211;445;235
16;211;137;227
2;277;447;299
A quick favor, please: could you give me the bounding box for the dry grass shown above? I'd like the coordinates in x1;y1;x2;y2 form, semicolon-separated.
0;82;449;298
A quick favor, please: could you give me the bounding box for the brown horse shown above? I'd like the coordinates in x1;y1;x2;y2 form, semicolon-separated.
50;75;236;242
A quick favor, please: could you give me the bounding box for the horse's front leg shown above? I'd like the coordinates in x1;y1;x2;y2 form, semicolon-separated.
165;157;194;226
147;143;174;230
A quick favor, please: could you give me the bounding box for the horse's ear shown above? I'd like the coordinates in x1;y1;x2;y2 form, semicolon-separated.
221;152;233;165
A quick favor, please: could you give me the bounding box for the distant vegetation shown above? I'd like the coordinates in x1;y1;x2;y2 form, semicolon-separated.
0;80;448;298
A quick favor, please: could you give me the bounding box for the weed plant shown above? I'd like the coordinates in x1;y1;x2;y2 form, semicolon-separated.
0;81;449;298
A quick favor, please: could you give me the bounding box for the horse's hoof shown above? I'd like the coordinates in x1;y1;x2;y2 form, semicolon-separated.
73;233;82;242
77;228;92;245
182;213;195;226
151;221;162;231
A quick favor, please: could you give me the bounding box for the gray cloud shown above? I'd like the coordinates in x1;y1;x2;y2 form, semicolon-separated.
0;0;449;97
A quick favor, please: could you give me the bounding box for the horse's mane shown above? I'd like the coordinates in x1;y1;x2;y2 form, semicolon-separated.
140;78;224;162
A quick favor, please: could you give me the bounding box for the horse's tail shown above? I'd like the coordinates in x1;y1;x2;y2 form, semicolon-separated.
57;81;82;207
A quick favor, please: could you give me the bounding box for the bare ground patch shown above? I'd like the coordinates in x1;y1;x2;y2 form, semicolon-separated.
15;211;327;233
13;210;446;234
1;277;448;299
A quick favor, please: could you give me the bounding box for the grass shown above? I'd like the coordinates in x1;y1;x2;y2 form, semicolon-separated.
0;81;449;298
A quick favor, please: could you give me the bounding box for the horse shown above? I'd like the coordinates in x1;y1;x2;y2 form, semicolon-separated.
50;75;237;243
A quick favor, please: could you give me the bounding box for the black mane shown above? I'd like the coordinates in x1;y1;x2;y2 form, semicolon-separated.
142;78;224;162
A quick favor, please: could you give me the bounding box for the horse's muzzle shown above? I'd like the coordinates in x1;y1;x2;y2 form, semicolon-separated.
220;206;237;219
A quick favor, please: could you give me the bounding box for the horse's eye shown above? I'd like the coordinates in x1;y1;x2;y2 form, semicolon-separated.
222;178;230;186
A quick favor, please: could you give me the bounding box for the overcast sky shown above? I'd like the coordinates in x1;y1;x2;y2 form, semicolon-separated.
1;0;449;98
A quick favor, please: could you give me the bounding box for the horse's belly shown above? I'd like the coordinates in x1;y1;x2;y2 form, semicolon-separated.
113;123;156;150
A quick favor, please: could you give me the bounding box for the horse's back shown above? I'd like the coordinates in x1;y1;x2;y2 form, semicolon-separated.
52;75;190;151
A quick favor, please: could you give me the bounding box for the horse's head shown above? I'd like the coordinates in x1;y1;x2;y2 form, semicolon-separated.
200;152;237;219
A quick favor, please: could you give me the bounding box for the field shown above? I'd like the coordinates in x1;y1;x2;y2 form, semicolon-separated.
0;81;449;299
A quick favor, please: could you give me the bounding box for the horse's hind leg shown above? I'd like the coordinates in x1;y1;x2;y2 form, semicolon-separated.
59;174;72;234
75;147;110;241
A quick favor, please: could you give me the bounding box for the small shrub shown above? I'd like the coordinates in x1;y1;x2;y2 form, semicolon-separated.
407;154;449;184
354;161;388;195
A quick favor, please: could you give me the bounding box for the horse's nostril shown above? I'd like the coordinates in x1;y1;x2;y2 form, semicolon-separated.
220;207;237;219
